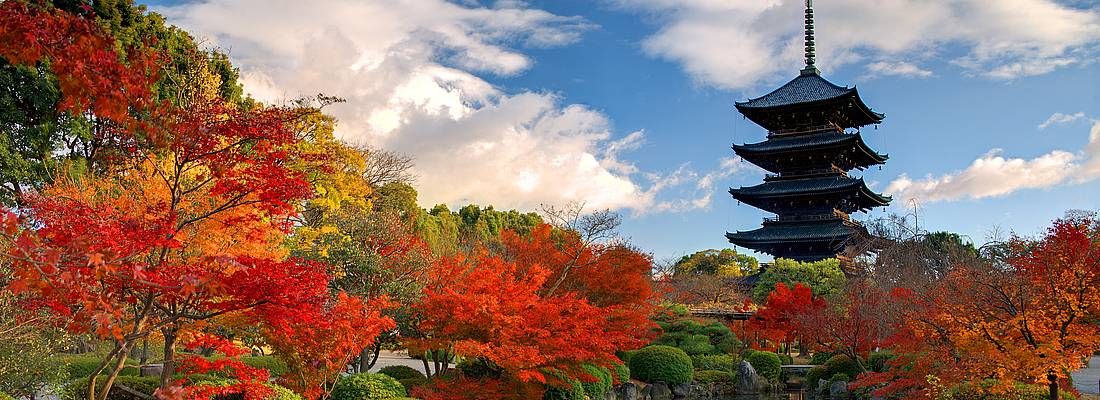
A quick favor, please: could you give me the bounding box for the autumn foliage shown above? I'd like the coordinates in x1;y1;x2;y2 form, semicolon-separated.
409;224;657;399
855;215;1100;398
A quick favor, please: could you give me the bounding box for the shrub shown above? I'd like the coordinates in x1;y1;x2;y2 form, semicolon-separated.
265;384;303;400
240;356;289;377
613;362;630;384
628;345;693;385
823;355;862;380
330;373;406;400
579;365;612;400
54;354;107;380
456;357;503;379
804;366;827;395
691;354;735;373
694;370;735;383
866;351;894;373
777;353;794;365
397;378;426;391
947;380;1077;400
809;352;833;365
377;366;426;381
828;373;850;386
62;376;161;400
543;376;584;400
678;334;717;355
0;393;13;400
745;351;781;383
616;350;637;366
118;366;140;377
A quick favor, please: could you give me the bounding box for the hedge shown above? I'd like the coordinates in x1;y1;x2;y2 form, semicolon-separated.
579;365;612;400
628;345;693;385
809;352;833;365
745;351;781;383
690;354;735;373
543;374;584;400
866;351;894;373
240;356;289;377
61;376;161;400
613;362;630;384
947;380;1077;400
378;366;426;381
330;373;406;400
694;370;735;383
0;393;13;400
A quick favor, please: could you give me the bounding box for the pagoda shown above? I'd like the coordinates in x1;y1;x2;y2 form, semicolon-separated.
725;0;890;267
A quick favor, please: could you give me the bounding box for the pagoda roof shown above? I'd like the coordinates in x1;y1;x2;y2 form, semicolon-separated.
736;72;856;109
726;220;856;244
729;176;891;213
733;132;888;172
734;71;884;129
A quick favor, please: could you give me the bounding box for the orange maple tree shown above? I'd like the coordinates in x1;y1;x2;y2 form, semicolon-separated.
409;223;657;399
856;215;1100;399
0;5;393;400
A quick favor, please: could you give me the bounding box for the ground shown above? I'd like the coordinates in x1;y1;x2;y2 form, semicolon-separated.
1073;356;1100;395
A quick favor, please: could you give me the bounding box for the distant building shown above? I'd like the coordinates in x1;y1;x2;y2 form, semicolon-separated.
726;0;890;270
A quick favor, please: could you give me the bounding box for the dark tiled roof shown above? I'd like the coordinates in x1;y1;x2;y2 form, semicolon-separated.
736;73;854;109
726;220;855;243
730;176;863;197
735;132;856;153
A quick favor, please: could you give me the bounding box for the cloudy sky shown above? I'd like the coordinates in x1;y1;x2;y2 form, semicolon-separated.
150;0;1100;260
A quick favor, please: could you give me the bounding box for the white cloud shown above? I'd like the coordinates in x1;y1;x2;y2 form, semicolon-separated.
612;0;1100;89
1038;111;1087;130
866;61;933;78
885;120;1100;204
159;0;720;213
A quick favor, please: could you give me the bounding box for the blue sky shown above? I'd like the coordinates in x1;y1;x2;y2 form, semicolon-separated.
149;0;1100;261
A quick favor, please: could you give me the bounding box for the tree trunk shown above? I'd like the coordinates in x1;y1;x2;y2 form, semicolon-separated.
139;338;148;365
1048;370;1059;400
159;325;179;390
97;347;133;400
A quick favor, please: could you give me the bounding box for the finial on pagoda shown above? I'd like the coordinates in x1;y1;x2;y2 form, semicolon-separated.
801;0;819;75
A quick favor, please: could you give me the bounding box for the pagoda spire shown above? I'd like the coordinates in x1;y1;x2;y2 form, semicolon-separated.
801;0;819;75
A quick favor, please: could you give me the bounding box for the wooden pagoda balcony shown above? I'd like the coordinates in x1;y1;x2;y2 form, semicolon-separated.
767;122;843;137
762;209;850;224
763;165;847;180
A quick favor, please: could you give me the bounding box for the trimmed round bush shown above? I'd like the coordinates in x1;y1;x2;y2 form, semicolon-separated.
378;365;426;381
0;393;14;400
745;351;781;383
828;373;851;386
678;334;717;356
804;365;828;395
823;355;862;379
266;384;303;400
240;356;288;377
628;345;693;385
543;376;584;400
579;365;612;400
397;377;426;391
777;353;794;365
330;373;406;400
691;354;734;373
613;362;630;384
694;370;735;383
809;351;833;365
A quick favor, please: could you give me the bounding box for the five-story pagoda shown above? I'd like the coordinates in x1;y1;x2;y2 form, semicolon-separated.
726;0;890;267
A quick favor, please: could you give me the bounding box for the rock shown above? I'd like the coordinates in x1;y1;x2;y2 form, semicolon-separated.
829;380;849;399
616;382;638;400
735;361;762;395
671;383;692;398
139;363;163;377
814;380;827;397
648;383;672;400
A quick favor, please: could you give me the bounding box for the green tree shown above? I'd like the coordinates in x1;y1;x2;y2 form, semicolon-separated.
0;0;248;206
673;248;759;276
752;258;846;303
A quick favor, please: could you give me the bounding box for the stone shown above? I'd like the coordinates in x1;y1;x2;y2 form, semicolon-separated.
648;383;672;400
139;363;163;377
671;383;692;398
735;360;762;395
616;382;638;400
829;380;849;399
